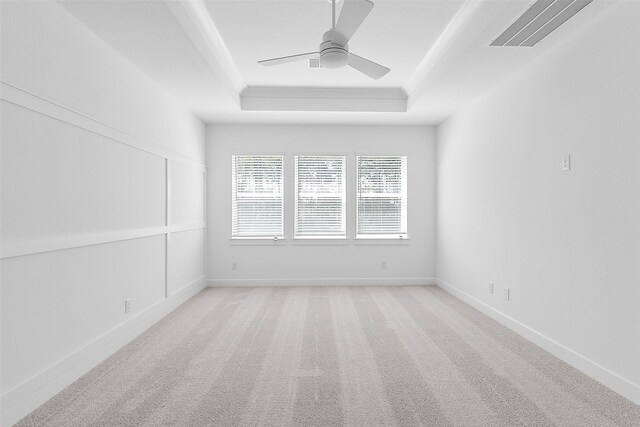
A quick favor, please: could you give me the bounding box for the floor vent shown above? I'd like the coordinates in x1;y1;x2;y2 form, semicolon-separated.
491;0;592;47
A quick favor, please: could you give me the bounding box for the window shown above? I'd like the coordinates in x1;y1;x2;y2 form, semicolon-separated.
295;155;346;238
231;155;283;238
356;155;407;238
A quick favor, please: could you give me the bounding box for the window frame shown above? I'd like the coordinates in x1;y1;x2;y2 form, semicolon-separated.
293;154;348;240
230;153;285;240
228;152;411;245
355;154;408;240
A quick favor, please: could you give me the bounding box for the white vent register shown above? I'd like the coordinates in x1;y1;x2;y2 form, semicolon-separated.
491;0;592;47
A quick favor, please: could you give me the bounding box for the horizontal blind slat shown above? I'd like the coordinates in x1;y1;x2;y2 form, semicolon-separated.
232;155;284;237
357;155;407;237
295;156;346;237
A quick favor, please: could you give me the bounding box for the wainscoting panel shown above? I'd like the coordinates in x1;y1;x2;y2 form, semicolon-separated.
1;100;166;241
168;229;206;296
1;235;166;393
0;81;207;425
170;160;206;226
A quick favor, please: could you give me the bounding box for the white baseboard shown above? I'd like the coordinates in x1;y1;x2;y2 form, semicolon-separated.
0;277;206;427
435;278;640;406
207;277;436;287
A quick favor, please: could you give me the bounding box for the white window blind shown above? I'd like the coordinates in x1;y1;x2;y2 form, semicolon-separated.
357;155;407;238
295;155;346;238
232;155;284;238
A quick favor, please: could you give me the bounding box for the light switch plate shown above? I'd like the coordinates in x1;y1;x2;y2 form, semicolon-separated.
561;155;571;171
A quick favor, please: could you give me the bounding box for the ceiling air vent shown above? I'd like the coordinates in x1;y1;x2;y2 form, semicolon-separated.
491;0;592;47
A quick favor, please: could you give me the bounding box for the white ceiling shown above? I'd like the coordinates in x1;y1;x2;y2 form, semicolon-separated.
58;0;237;120
204;0;463;88
58;0;613;125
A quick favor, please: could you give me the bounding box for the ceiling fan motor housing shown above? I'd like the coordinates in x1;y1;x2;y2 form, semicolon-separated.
319;30;349;69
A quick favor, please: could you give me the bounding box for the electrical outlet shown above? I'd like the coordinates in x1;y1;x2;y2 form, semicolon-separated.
489;282;494;294
561;155;571;171
381;261;387;270
504;288;510;301
124;299;131;314
232;262;237;270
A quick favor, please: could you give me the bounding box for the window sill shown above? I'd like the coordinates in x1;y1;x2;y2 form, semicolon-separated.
291;237;349;246
228;238;287;246
227;237;411;246
354;238;411;245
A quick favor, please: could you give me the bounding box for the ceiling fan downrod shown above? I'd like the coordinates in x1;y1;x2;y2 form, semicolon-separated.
332;0;336;30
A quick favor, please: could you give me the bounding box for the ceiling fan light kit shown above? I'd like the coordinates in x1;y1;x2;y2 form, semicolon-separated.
319;31;349;69
258;0;390;80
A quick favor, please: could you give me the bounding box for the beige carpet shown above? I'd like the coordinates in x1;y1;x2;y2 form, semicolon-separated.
17;286;640;426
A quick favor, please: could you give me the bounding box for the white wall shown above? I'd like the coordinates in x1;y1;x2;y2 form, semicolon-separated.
0;2;206;424
436;1;640;404
207;124;436;286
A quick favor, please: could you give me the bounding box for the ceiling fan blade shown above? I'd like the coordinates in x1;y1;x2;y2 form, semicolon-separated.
348;53;390;80
331;0;374;46
258;52;318;66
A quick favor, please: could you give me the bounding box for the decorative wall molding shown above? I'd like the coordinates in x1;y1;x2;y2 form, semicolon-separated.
0;277;206;427
403;0;481;106
1;52;209;426
165;159;172;298
1;224;206;259
162;0;481;113
242;86;407;99
241;86;407;112
1;79;208;260
207;277;435;287
164;0;243;106
0;81;206;172
435;278;640;406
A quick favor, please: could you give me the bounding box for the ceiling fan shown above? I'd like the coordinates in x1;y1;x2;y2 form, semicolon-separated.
257;0;390;80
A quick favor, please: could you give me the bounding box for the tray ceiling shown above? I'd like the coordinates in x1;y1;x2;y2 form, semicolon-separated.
204;0;464;88
58;0;611;124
